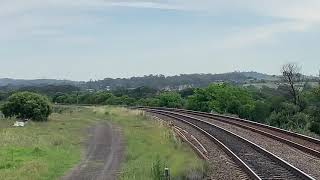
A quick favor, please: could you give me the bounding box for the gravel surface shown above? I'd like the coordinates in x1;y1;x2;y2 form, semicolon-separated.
62;122;124;180
188;113;320;179
152;113;250;180
213;115;320;152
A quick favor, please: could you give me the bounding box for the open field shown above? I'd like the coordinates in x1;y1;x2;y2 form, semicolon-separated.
0;106;204;180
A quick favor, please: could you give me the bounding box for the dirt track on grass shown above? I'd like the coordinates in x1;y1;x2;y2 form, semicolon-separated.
62;122;124;180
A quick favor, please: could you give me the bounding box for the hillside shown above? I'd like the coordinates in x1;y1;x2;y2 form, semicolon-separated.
83;72;278;90
0;78;80;88
240;71;279;81
0;72;277;90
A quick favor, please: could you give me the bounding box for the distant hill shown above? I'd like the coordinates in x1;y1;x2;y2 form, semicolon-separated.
83;72;278;90
0;72;279;91
0;78;80;88
240;71;279;81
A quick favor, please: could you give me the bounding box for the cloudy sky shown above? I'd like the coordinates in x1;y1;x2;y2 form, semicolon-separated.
1;0;320;80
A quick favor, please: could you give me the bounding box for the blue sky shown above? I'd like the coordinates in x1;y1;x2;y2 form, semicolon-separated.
1;0;320;80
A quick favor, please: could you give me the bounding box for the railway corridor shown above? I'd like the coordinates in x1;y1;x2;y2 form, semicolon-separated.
142;107;320;180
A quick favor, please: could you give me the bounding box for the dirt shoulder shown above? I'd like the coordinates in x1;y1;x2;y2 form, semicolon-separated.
62;122;124;180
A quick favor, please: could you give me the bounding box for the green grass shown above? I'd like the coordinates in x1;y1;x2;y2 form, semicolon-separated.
0;106;204;180
100;107;205;180
0;106;101;180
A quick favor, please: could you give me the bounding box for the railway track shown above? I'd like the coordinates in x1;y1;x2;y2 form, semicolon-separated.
147;107;320;158
143;108;315;180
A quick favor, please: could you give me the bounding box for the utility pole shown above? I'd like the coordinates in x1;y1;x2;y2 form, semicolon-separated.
318;70;320;86
76;91;79;105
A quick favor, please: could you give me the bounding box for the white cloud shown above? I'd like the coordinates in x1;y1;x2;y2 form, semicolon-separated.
104;1;185;10
1;0;320;46
220;21;313;49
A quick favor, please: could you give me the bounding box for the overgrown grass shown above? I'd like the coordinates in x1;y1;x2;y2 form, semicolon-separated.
0;106;102;180
0;106;204;180
97;107;205;180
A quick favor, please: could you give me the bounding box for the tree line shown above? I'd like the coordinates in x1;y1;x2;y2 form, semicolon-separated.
1;63;319;135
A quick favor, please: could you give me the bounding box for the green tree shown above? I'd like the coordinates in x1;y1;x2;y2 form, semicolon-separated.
105;95;122;105
186;88;210;112
1;92;52;121
251;101;271;123
0;91;8;101
137;98;160;107
187;84;255;118
303;87;320;134
158;92;183;108
267;102;303;129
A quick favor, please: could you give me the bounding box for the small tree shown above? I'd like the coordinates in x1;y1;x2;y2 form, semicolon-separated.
1;92;52;121
281;63;302;105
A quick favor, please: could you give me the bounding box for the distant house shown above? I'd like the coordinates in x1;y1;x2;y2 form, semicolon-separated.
86;89;95;92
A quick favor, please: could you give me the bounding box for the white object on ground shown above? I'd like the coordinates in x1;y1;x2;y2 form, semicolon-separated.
13;121;25;127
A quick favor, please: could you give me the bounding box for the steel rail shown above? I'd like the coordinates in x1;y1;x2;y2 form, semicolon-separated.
145;108;315;180
147;110;261;180
145;107;320;158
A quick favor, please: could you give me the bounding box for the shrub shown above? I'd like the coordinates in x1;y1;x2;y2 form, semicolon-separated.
267;102;309;130
251;101;271;123
0;92;52;121
158;92;183;108
309;122;320;135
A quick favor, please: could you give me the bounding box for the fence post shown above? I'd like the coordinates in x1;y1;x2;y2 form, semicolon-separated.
164;168;170;180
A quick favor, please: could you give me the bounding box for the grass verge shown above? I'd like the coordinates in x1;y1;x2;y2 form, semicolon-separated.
99;107;205;179
0;106;204;180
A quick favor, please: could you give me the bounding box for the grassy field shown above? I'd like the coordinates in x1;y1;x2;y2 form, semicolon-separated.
0;106;204;180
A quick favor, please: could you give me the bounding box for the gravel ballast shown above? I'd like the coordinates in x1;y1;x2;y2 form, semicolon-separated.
188;113;320;179
151;113;250;180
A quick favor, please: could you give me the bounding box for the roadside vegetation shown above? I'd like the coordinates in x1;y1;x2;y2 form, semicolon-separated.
0;106;204;180
0;106;96;180
0;63;319;179
101;107;205;179
6;64;315;137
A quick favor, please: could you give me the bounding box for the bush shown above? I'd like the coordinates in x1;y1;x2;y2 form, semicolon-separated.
309;122;320;135
0;92;52;121
267;102;309;130
251;101;271;123
158;92;183;108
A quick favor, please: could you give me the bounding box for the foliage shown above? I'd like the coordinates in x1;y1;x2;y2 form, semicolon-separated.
18;85;80;97
137;98;160;107
179;88;195;98
266;103;309;130
186;88;211;112
309;122;320;135
0;91;9;101
2;79;320;135
1;92;52;121
158;92;183;108
83;73;251;90
187;84;255;119
251;101;271;123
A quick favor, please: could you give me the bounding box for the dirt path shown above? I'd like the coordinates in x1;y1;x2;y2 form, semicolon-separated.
62;122;124;180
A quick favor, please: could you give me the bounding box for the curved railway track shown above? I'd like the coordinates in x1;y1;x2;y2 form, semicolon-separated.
147;107;320;158
143;108;315;180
